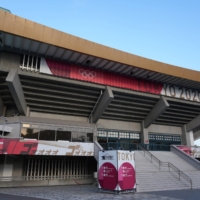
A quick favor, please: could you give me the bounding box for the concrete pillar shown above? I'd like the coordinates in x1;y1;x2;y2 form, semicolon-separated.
0;96;6;116
26;106;30;116
91;86;114;123
141;121;149;144
6;69;27;115
182;125;194;146
144;96;169;128
12;156;24;177
0;155;14;180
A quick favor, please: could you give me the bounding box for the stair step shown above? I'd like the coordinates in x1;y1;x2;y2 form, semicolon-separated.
135;150;199;192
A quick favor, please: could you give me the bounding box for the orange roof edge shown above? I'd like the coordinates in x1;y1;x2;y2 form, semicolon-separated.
0;10;200;83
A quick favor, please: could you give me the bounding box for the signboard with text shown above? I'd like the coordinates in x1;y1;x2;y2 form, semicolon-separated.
98;150;136;191
40;58;200;103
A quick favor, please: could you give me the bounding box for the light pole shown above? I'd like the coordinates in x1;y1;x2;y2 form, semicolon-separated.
0;116;7;137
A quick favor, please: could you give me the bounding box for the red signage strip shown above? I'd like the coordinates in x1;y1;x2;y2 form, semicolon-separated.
42;58;163;95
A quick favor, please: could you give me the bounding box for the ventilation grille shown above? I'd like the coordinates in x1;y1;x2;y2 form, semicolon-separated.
20;54;41;72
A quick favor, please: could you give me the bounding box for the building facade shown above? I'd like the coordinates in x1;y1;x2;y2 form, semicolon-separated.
0;10;200;185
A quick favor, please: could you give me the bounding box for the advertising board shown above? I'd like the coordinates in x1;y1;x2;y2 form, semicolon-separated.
0;138;94;156
98;150;136;192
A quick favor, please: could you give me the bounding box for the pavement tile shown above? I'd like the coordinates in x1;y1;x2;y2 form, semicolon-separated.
0;185;182;200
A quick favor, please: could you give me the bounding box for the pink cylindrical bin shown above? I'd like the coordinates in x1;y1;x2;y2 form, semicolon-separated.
98;150;136;193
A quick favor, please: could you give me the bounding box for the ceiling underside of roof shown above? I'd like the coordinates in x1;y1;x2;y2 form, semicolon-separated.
1;71;200;127
1;32;200;91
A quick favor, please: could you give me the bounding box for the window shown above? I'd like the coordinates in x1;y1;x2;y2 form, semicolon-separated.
56;131;71;141
130;133;140;139
72;132;87;142
87;133;93;142
39;130;55;141
108;131;118;138
97;130;107;137
21;128;39;140
119;132;129;138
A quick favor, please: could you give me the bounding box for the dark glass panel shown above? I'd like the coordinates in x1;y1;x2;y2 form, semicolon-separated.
72;132;87;142
56;131;71;141
87;133;93;142
21;128;39;140
39;130;55;141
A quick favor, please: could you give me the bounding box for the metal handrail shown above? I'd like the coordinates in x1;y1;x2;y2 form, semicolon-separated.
0;175;93;182
138;144;192;189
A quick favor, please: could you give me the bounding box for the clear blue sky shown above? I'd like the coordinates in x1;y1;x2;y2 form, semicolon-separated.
1;0;200;144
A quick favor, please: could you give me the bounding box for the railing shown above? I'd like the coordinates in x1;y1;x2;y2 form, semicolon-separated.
140;143;170;151
138;145;193;189
99;142;170;151
0;175;93;182
100;142;139;151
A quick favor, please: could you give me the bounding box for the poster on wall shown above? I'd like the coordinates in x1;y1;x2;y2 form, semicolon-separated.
98;150;136;192
0;138;94;156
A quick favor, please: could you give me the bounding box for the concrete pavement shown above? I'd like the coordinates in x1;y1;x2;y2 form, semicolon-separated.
0;185;198;200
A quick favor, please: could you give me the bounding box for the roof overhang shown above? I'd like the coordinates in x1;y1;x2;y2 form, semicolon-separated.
0;10;200;90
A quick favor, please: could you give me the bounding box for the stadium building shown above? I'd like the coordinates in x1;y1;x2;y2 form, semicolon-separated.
0;9;200;191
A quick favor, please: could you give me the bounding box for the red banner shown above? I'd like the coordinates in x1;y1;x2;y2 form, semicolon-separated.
44;59;163;95
0;138;38;155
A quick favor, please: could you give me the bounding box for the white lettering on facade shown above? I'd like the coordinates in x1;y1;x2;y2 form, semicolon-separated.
161;84;200;103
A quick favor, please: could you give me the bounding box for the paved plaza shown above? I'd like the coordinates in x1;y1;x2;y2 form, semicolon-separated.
0;185;199;200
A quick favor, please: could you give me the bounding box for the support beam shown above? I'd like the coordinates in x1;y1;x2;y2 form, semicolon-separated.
141;120;149;144
181;125;194;146
144;96;169;128
91;86;114;123
186;115;200;132
194;129;200;141
6;69;27;115
0;95;6;116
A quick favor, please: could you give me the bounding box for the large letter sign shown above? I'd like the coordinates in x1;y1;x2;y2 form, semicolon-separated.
98;150;136;192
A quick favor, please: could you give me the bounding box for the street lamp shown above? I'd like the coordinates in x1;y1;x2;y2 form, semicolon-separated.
0;116;7;137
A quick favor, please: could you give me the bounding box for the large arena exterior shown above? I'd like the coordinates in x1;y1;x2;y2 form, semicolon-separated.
0;9;200;189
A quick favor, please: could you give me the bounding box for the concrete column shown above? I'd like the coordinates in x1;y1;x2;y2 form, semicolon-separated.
0;155;13;180
26;106;30;116
93;125;97;142
91;86;114;123
182;125;194;146
141;121;149;144
12;156;24;177
0;95;6;116
144;96;169;128
6;69;27;115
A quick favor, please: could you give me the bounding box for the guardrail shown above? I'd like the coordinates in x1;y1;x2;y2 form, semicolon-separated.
99;143;170;151
171;145;200;170
138;145;193;189
0;175;93;182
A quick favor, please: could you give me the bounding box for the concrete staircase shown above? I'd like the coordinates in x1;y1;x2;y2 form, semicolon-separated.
135;151;191;192
150;151;200;189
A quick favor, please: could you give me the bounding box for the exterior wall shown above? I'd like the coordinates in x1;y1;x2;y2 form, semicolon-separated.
97;119;182;136
30;112;88;122
148;124;182;135
194;129;200;141
97;119;141;132
0;156;14;179
5;123;21;137
12;156;24;177
0;51;20;71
